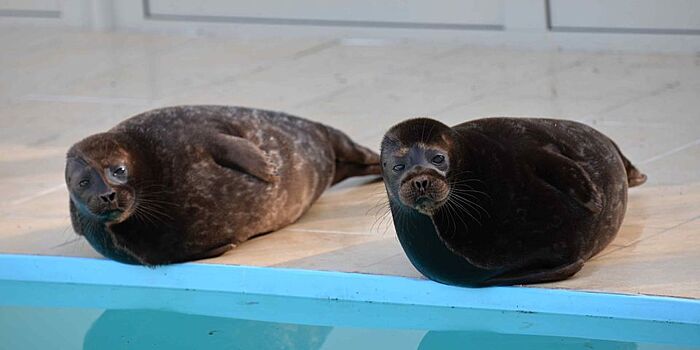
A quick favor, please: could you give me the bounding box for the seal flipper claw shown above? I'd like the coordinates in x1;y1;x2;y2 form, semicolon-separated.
208;134;278;183
531;147;603;213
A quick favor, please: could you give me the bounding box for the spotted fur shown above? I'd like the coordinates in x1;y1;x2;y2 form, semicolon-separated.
66;105;379;265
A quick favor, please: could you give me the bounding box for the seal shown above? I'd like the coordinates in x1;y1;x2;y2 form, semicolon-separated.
66;105;380;265
380;117;646;286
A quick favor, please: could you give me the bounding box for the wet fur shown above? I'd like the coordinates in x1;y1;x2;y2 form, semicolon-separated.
381;117;646;286
67;105;379;265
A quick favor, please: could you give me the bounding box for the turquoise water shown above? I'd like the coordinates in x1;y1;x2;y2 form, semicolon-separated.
1;280;698;350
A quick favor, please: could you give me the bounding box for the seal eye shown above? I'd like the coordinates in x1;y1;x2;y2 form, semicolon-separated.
432;155;445;164
113;166;127;177
78;179;90;188
393;164;405;172
108;165;128;184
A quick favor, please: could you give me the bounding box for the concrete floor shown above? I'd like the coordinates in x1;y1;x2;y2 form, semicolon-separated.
1;26;699;299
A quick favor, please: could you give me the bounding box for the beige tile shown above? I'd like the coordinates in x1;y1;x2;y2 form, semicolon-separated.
1;27;699;301
639;142;700;185
290;181;393;235
0;29;191;101
537;218;700;298
280;237;422;278
58;37;334;101
199;230;381;267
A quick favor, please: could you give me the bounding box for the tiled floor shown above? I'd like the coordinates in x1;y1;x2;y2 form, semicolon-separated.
1;27;698;299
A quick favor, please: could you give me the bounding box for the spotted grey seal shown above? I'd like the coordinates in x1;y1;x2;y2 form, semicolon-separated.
380;117;646;286
66;105;379;265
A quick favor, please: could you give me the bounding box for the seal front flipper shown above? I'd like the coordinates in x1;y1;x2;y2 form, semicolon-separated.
481;259;585;286
181;243;235;262
207;134;278;183
530;145;603;213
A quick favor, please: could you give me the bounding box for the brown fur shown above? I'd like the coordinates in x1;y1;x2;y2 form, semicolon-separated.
66;105;379;265
381;117;645;286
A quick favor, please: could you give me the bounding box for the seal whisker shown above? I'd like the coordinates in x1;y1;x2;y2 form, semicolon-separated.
443;199;468;237
448;185;493;201
448;192;483;219
448;178;485;186
370;206;393;234
367;196;391;216
446;169;477;177
447;188;487;202
446;194;483;226
449;192;491;218
441;201;457;236
137;204;174;223
135;197;178;210
133;208;159;227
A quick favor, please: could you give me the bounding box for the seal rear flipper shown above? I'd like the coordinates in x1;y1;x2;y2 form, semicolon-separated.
207;134;279;183
610;141;647;187
324;125;381;184
480;259;584;286
531;146;603;213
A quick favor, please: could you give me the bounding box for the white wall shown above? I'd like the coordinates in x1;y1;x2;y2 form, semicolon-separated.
1;0;699;52
550;0;700;34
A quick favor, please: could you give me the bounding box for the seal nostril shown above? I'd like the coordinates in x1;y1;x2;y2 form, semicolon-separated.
413;179;422;190
413;178;430;191
100;191;117;203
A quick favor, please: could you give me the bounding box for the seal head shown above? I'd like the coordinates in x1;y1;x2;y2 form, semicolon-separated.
382;119;454;216
66;133;144;224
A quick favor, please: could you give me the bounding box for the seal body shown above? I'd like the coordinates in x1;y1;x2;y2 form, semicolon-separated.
66;106;379;265
381;117;646;286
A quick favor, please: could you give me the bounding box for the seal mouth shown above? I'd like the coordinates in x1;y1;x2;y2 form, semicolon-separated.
413;196;448;215
398;173;450;216
100;209;125;221
90;199;133;223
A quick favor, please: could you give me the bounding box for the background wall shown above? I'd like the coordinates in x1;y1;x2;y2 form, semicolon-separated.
1;0;700;52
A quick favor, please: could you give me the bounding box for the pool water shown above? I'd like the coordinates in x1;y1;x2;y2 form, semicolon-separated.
1;280;698;350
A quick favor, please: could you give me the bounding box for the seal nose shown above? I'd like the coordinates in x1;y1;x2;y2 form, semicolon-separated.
413;178;430;192
99;191;117;204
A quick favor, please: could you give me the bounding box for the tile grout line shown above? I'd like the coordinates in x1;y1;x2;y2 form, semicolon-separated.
596;214;700;259
18;94;151;106
638;138;700;165
583;81;681;122
291;43;482;111
430;58;587;116
286;228;377;235
151;39;341;105
9;184;65;206
11;34;199;106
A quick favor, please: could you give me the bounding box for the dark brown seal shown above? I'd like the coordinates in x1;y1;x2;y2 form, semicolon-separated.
66;105;379;265
380;117;646;286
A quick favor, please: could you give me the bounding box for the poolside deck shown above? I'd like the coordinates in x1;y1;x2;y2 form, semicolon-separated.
1;26;698;300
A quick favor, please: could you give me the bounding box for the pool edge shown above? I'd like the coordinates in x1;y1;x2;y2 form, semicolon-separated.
1;253;698;325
